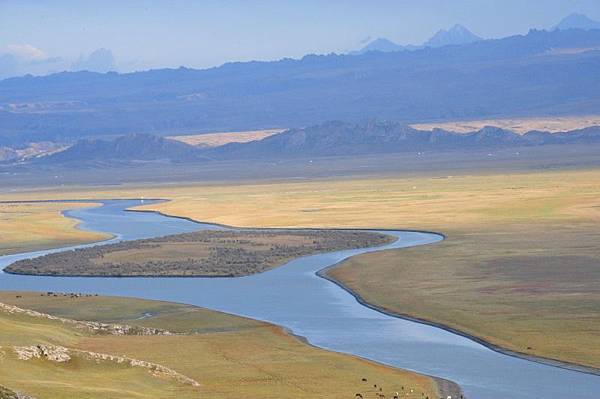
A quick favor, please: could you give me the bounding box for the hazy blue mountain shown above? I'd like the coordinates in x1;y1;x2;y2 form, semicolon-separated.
2;29;600;146
72;48;116;73
424;24;482;47
352;38;419;54
354;38;402;54
206;122;521;159
361;38;404;52
355;24;481;54
207;121;600;160
554;13;600;31
24;121;600;166
37;134;207;164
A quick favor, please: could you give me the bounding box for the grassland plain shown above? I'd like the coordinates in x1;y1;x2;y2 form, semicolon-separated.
0;292;441;399
0;202;109;256
1;169;600;369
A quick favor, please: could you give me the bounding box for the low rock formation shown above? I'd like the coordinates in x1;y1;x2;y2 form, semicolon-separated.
12;344;200;387
14;345;70;362
0;302;173;336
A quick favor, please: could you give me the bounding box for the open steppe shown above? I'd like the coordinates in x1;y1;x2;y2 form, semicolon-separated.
0;202;109;256
2;168;600;370
0;292;440;399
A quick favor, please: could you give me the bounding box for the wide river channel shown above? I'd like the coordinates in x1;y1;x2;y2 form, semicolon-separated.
0;200;598;398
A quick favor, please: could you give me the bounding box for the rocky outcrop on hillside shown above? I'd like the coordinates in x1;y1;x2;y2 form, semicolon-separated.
0;385;30;399
10;344;200;387
14;345;70;362
1;303;200;388
0;302;173;336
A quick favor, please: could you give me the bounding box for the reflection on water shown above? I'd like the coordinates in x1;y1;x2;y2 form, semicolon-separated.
0;200;598;399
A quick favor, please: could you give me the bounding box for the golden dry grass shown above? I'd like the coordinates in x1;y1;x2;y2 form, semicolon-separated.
0;292;439;399
412;115;600;134
170;129;284;147
2;169;600;368
0;202;109;255
131;170;600;230
5;169;600;230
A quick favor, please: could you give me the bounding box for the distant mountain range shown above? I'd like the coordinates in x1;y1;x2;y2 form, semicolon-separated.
353;24;482;54
2;24;600;146
356;14;600;55
26;121;600;166
207;121;600;159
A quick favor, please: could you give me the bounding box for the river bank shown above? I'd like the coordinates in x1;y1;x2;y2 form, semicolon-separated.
0;291;442;399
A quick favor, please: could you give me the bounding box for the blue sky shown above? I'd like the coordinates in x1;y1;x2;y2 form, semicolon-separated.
1;0;600;77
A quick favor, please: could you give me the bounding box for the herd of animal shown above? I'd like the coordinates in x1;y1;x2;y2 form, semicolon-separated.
355;378;463;399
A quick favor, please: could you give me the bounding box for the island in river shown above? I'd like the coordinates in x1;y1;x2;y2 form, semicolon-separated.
4;229;394;277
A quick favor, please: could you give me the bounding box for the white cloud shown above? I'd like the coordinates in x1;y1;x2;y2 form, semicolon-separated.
0;45;119;79
5;44;48;61
0;45;67;79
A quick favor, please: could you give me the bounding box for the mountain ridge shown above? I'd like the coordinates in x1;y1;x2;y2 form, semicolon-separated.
36;134;209;165
206;121;600;159
25;121;600;166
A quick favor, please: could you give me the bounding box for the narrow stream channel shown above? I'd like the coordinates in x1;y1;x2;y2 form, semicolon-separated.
0;200;598;398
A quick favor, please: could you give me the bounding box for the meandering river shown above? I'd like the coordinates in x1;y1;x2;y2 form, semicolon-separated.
0;200;598;398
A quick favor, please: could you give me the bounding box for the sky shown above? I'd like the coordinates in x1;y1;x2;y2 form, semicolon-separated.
1;0;600;78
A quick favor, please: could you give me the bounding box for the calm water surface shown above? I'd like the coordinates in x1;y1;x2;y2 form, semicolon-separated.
0;200;598;399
